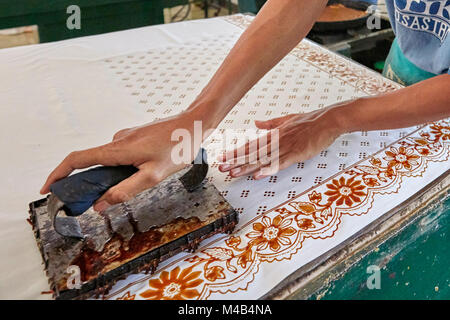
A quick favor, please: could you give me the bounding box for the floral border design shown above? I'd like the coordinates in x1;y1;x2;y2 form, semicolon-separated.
107;15;449;300
223;14;402;95
131;121;448;300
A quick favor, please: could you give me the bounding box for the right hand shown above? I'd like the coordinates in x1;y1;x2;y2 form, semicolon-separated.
40;109;206;212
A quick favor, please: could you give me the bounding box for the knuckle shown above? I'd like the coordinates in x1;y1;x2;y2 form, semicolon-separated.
108;188;130;204
101;142;124;163
143;170;163;184
64;151;79;165
113;128;129;140
66;151;78;159
107;140;126;152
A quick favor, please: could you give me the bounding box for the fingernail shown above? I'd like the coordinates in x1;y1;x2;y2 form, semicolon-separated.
254;169;263;180
255;167;273;180
40;186;50;194
230;167;241;176
260;167;273;176
94;201;110;212
219;164;231;171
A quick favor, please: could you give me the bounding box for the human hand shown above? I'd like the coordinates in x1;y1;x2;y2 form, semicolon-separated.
217;106;344;180
40;109;208;212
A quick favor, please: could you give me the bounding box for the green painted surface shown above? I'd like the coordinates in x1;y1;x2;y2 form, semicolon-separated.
238;0;266;14
0;0;191;42
310;196;450;300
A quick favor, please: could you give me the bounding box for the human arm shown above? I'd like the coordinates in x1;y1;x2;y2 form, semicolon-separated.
219;74;450;179
40;0;328;211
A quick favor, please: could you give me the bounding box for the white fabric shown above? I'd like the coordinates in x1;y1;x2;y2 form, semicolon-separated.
0;15;448;300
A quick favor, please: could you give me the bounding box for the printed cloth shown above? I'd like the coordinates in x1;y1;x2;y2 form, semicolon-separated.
0;15;448;299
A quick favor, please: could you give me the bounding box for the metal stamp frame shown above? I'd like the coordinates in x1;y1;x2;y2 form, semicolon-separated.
29;185;239;300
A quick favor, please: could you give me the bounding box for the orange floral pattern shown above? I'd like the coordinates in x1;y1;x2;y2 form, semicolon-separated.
430;123;450;141
222;15;401;94
122;119;448;300
246;215;296;252
384;146;420;170
140;266;203;300
324;176;366;206
116;291;135;300
103;15;449;300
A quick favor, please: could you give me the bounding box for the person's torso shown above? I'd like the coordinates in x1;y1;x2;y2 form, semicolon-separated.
385;0;450;75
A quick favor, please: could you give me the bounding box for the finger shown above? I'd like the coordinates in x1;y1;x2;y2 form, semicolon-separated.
218;133;282;173
40;145;110;194
253;156;295;180
219;146;270;172
112;128;132;141
254;114;296;130
229;162;266;178
219;135;272;164
228;152;277;177
93;168;162;211
219;147;255;172
217;134;267;162
221;139;258;163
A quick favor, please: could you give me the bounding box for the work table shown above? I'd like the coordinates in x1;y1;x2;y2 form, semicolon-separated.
0;14;448;300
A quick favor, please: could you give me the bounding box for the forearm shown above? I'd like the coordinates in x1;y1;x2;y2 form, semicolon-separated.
188;0;327;127
331;74;450;134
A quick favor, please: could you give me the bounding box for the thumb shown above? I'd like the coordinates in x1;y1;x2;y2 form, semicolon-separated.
255;114;296;130
93;169;160;211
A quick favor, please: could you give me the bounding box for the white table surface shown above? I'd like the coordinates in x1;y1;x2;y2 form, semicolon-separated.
0;14;448;300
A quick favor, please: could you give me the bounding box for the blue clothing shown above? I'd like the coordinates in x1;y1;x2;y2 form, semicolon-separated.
385;0;450;76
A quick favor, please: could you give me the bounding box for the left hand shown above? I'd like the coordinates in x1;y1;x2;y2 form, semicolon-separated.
217;107;343;180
